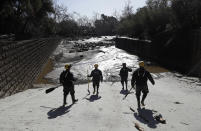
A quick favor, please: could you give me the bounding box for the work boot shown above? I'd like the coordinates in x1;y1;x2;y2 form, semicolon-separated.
71;94;78;104
141;101;145;106
93;87;96;94
63;102;67;107
137;101;141;109
136;95;141;109
121;81;124;90
122;86;124;90
141;93;147;106
63;98;67;106
72;99;78;104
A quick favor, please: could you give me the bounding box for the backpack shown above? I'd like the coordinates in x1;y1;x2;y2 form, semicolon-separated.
92;69;102;81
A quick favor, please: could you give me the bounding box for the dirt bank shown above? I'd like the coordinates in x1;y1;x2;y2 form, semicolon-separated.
145;65;169;73
34;58;54;84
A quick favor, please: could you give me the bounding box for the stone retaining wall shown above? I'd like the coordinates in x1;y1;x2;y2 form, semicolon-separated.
0;38;60;98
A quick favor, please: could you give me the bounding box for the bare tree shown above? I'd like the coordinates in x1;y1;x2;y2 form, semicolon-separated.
76;15;91;27
91;12;101;26
122;0;133;18
112;10;120;21
53;3;69;23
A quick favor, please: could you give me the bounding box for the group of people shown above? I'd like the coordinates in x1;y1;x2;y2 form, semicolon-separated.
59;61;155;109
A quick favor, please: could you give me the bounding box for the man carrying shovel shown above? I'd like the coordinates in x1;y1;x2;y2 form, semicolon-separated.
87;64;103;95
60;64;78;106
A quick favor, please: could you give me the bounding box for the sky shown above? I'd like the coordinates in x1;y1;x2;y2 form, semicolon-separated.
56;0;147;19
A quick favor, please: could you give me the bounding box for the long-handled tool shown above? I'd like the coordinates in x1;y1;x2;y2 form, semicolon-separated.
87;70;90;94
45;84;61;94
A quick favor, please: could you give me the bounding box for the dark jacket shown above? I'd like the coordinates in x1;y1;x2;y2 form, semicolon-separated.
88;69;103;82
131;67;155;86
119;67;132;78
60;70;76;87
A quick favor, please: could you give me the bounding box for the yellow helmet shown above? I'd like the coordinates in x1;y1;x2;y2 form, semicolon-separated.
94;64;98;68
122;63;126;66
139;61;145;67
65;64;71;69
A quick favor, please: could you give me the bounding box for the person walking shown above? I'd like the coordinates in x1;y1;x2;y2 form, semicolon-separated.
131;61;155;109
119;63;132;90
60;64;78;106
87;64;103;95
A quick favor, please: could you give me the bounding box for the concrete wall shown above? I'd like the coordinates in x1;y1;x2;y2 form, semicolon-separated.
115;37;152;59
115;32;201;76
0;38;60;98
189;30;201;76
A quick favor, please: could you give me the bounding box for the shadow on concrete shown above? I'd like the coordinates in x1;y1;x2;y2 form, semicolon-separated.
85;94;101;102
133;108;160;128
120;89;134;96
47;104;73;119
120;89;129;95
